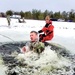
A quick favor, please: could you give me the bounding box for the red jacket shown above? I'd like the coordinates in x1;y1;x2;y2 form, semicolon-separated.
41;20;54;42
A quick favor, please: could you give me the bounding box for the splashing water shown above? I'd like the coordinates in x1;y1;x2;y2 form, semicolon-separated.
0;42;75;75
13;46;73;75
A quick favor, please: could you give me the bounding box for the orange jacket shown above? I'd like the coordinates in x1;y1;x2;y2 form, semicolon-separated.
39;20;54;42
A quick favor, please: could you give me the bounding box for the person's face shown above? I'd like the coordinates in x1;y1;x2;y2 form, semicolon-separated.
45;19;49;24
30;32;38;42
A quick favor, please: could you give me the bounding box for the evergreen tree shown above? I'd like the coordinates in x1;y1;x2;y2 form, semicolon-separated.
6;10;13;16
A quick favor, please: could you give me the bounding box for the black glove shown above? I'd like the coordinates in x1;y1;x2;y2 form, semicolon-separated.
42;34;45;37
38;30;43;33
39;34;43;42
45;23;49;27
39;34;45;42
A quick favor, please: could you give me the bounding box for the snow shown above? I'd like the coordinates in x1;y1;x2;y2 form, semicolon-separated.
0;17;75;54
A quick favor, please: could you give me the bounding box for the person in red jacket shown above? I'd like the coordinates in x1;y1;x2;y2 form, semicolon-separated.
38;15;54;42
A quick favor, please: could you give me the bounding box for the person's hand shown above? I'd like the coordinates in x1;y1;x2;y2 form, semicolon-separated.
21;46;26;53
38;30;43;33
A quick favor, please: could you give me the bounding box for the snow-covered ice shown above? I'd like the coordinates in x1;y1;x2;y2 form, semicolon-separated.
0;17;75;54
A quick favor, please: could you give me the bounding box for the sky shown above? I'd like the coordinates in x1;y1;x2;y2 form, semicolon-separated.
0;0;75;12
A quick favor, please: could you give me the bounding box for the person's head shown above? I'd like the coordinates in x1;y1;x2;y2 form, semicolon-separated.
45;15;50;24
30;31;38;42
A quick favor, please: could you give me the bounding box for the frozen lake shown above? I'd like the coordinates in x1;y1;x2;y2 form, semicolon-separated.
0;18;75;54
0;18;75;75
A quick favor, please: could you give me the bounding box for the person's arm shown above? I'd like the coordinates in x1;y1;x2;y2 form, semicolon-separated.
44;23;49;27
38;23;50;34
44;25;54;36
38;30;43;33
46;30;53;35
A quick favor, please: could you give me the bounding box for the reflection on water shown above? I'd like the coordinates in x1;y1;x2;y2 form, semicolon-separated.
0;42;75;75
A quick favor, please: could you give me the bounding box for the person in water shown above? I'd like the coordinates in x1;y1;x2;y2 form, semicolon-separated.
38;15;54;42
21;31;45;54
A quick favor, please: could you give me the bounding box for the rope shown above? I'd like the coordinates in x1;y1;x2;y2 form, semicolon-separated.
0;33;21;51
0;34;15;42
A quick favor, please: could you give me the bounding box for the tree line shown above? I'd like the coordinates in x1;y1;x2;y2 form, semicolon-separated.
0;9;75;22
